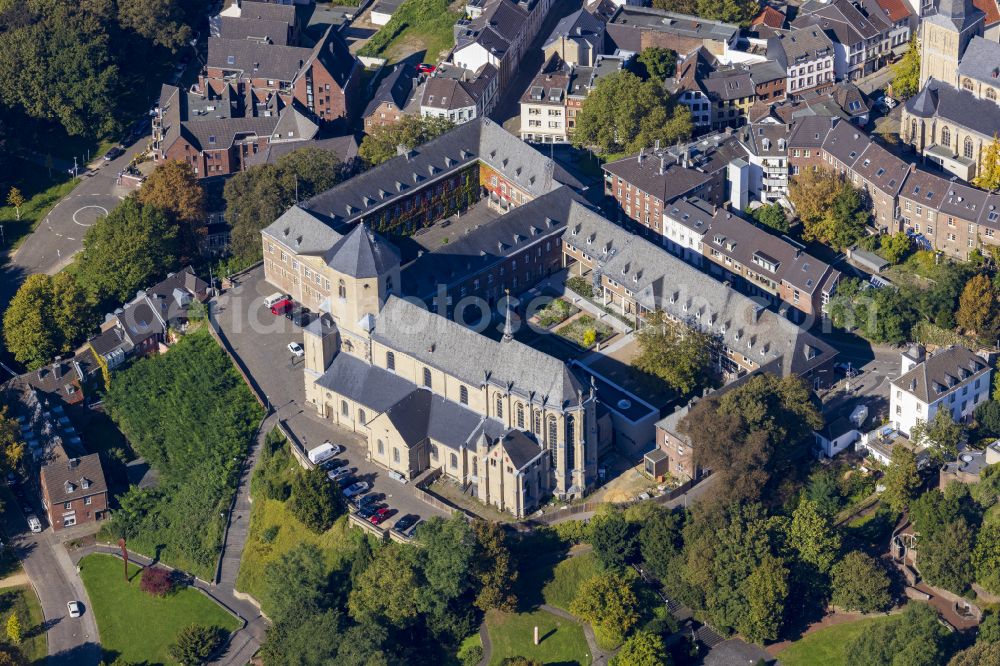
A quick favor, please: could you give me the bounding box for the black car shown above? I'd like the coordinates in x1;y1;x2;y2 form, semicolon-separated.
358;504;382;520
103;146;125;161
393;514;420;534
291;310;313;327
356;492;383;509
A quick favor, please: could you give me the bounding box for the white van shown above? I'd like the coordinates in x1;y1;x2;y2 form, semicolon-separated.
263;292;286;309
26;515;41;533
307;441;337;465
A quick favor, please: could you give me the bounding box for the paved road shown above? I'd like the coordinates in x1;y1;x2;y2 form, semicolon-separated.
16;529;102;665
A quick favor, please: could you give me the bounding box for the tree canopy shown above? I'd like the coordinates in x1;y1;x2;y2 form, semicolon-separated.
633;310;713;396
844;603;949;666
573;71;692;156
3;273;97;369
891;37;921;99
359;115;454;166
635;47;677;83
830;551;892;613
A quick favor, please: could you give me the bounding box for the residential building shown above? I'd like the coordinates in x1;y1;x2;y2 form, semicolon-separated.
752;6;788;31
152;83;319;178
420;63;499;123
606;6;740;60
40;454;108;532
603;132;745;236
363;64;416;131
520;55;572;143
662;197;841;318
792;0;903;80
766;28;835;97
453;0;550;92
890;344;992;436
565;55;628;135
542;8;605;66
748;59;788;105
736;116;791;203
88;267;210;370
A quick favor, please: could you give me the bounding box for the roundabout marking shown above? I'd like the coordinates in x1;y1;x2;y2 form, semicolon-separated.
72;205;108;227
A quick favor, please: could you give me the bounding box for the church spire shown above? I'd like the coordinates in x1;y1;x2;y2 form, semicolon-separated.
502;290;513;342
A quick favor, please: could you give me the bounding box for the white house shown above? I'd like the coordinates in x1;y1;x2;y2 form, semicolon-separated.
890;344;993;437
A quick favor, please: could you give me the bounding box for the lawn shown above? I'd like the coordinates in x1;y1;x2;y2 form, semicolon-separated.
555;315;614;349
0;585;46;663
358;0;460;62
541;551;599;612
777;616;898;666
485;609;591;666
0;159;79;252
236;437;374;614
79;553;240;666
534;299;580;329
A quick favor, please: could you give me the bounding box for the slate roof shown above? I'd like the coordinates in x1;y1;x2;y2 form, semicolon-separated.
939;180;990;221
544;8;604;48
209;37;313;80
851;141;910;197
42;453;108;506
382;388;494;450
372;295;584;404
497;430;544;469
821;119;873;168
603;153;711;203
701;68;755;101
218;15;292;44
897;167;949;209
563;205;837;376
903;78;1000;140
315;352;422;413
421;63;497;111
957;38;1000;87
323;223;401;278
363;64;415;118
767;28;834;69
236;0;296;25
787;114;837;147
248;134;359;167
925;0;983;31
263;205;344;255
607;6;739;43
892;345;989;404
748;59;787;85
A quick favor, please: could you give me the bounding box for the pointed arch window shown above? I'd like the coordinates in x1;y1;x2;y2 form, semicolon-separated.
496;394;503;419
941;126;951;148
516;403;525;429
964;137;974;159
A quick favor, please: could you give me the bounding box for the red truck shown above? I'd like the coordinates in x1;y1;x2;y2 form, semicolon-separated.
270;299;293;315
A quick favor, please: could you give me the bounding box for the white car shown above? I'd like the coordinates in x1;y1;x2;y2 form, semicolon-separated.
287;342;304;357
342;481;370;498
26;515;41;533
67;601;82;618
327;467;351;482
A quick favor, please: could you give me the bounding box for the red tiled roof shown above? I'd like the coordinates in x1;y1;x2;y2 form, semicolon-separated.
973;0;1000;25
752;6;786;28
875;0;912;23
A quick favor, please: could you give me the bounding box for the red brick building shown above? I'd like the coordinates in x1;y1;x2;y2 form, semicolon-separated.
40;454;108;531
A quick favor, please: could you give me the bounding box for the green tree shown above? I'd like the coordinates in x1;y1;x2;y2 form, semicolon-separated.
957;274;997;337
651;0;698;13
137;160;206;260
786;498;841;574
806;182;868;250
878;232;913;264
741;554;789;644
416;513;478;603
844;603;948;666
633;310;713;396
910;409;964;463
950;642;1000;666
973;135;1000;191
51;272;97;347
570;571;640;647
973;522;1000;594
117;0;192;50
168;624;224;665
978;611;1000;643
590;510;637;572
636;47;676;82
610;630;670;666
261;609;342;666
265;543;331;621
288;466;343;533
224;147;344;262
975;400;1000;437
920;518;975;594
348;543;422;626
5;613;20;646
696;0;760;24
891;37;921;99
77;196;180;303
0;407;24;477
359;115;454;165
750;203;789;233
806;469;843;517
830;551;892;612
6;187;24;221
472;519;518;612
638;506;682;580
3;274;59;369
789;162;840;227
881;445;921;513
573;70;692;156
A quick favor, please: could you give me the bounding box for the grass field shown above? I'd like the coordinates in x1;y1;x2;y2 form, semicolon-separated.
0;160;79;252
0;585;46;663
541;552;600;612
358;0;460;62
486;609;591;666
80;553;240;665
776;616;897;666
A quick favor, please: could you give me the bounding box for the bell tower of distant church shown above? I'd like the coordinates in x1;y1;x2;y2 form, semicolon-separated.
919;0;984;88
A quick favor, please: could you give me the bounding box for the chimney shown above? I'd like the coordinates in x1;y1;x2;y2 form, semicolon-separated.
659;157;665;175
52;357;62;380
682;150;690;168
637;148;644;164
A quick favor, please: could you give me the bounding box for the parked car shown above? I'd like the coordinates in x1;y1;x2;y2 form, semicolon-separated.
103;146;125;161
343;481;369;498
291;310;313;327
320;457;347;471
388;470;408;484
26;515;41;533
270;299;293;316
369;507;392;525
416;63;435;74
327;467;352;482
358;504;381;520
287;342;304;357
356;492;383;509
264;292;290;309
393;514;420;534
67;601;82;618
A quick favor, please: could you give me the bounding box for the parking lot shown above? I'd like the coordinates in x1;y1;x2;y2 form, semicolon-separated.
210;266;449;531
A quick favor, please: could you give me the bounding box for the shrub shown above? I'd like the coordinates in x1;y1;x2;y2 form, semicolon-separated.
139;566;174;597
461;645;484;666
261;525;280;544
554;519;593;544
169;624;225;665
566;276;594;299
